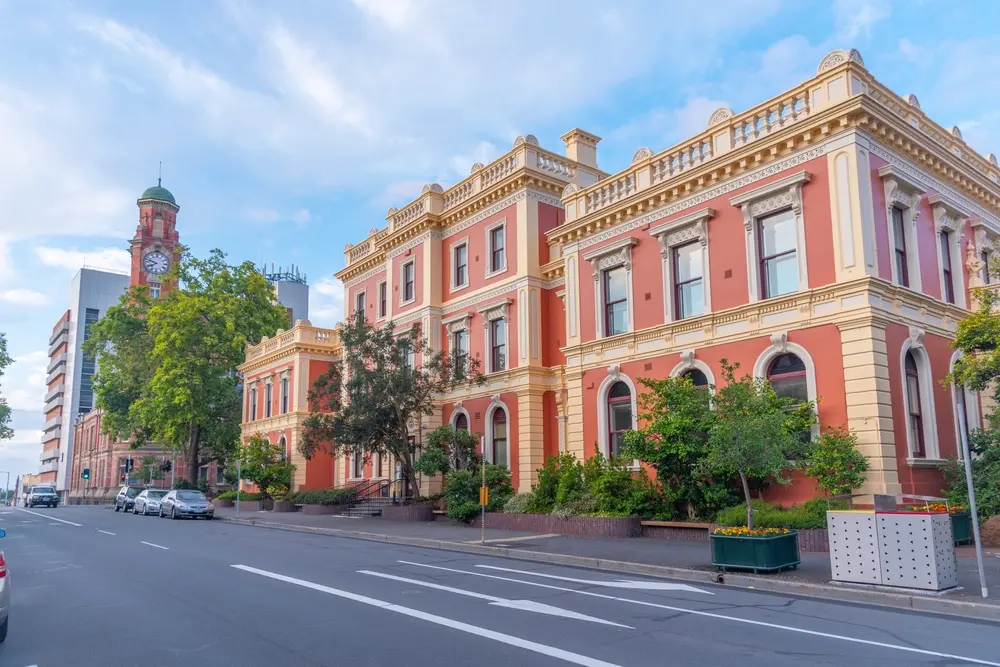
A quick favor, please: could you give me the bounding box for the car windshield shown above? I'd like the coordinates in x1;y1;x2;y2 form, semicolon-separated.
126;488;142;497
148;491;167;499
176;491;206;501
34;487;55;494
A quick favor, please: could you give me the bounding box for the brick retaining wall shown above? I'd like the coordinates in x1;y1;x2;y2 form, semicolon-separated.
382;504;435;522
485;513;642;538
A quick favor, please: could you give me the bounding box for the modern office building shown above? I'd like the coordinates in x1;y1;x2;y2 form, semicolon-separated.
240;49;1000;503
262;264;310;326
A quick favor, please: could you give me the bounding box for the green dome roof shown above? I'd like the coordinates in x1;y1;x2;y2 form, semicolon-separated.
139;184;176;205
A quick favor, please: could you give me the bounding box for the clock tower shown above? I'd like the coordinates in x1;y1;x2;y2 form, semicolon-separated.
130;179;180;298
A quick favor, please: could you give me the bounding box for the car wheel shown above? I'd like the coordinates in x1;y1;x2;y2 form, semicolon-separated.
171;507;178;520
0;614;8;643
114;503;120;512
158;507;164;518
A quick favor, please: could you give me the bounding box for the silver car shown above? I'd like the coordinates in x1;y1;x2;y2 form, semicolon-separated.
158;490;214;520
132;489;168;516
0;527;9;643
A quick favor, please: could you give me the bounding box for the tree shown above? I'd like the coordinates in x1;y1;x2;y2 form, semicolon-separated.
0;333;12;442
805;426;869;496
622;375;727;519
239;435;295;499
134;456;166;484
413;425;481;477
701;360;816;529
85;249;288;483
300;313;484;498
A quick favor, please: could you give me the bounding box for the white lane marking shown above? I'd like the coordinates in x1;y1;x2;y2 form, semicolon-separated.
470;533;561;544
476;564;711;594
16;508;82;526
97;530;116;536
359;569;630;628
140;541;169;550
232;564;623;667
401;561;1000;666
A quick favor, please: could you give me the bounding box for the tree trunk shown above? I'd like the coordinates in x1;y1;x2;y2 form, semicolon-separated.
184;422;201;486
740;472;754;530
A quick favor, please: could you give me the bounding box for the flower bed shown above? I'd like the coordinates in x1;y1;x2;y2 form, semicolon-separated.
710;527;801;573
485;512;642;538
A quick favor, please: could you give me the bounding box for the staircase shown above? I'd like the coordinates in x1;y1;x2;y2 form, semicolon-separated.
344;496;395;517
340;478;410;517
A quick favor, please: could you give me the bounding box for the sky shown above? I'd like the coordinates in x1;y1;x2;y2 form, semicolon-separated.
2;0;999;480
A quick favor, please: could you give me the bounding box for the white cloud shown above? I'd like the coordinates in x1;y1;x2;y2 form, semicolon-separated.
309;275;344;328
4;349;47;412
897;38;931;67
371;181;424;209
0;289;48;306
247;208;281;223
0;422;45;479
611;97;730;153
35;246;131;274
834;0;891;40
291;209;311;224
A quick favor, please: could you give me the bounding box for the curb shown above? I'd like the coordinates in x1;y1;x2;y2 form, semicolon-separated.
217;516;1000;623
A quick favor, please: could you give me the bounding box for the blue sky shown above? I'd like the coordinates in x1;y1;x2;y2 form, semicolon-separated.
2;0;999;478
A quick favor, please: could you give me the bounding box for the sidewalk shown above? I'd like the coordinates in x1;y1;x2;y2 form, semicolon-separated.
213;507;1000;622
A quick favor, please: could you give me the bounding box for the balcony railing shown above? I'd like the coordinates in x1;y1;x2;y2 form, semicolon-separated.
49;320;70;345
245;323;341;363
46;353;67;375
40;448;60;462
40;460;60;474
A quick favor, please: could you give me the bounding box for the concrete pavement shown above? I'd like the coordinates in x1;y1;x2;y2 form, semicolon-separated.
1;505;999;666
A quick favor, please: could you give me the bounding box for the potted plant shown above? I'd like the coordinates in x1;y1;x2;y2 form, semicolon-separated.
904;503;972;545
701;361;814;573
711;526;801;573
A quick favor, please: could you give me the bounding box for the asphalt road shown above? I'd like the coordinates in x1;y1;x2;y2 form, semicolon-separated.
1;506;998;667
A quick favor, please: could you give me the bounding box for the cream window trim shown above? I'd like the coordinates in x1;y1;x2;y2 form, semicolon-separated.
752;332;820;440
669;349;717;392
450;237;471;293
353;287;367;319
399;259;416;306
929;194;969;309
879;165;925;292
595;365;640;471
478;298;511;373
649;208;714;322
900;327;940;461
730;171;811;303
484;396;512;469
485;220;508;279
583;236;637;339
376;280;388;321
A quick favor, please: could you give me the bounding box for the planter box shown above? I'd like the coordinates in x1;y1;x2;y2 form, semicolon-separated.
214;498;234;508
382;504;435;522
301;504;345;515
951;512;973;545
484;513;642;538
272;500;297;513
710;531;800;573
236;499;274;512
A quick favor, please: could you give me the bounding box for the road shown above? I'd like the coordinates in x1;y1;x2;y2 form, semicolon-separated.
0;506;998;667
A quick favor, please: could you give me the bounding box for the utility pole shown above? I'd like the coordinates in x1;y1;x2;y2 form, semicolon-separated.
959;422;989;598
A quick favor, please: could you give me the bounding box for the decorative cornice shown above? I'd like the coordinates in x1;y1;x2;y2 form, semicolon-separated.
728;170;811;208
386;230;441;260
343;264;387;289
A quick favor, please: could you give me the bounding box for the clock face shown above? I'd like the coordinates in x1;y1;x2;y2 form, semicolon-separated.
143;251;170;275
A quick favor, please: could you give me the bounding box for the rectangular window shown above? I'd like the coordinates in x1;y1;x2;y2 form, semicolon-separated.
378;281;387;318
452;329;469;373
216;466;225;484
892;207;909;287
400;339;414;370
672;242;704;320
758;209;799;299
355;290;366;318
249;387;257;422
280;377;289;414
490;319;506;372
78;308;100;413
454;243;468;287
198;466;209;482
940;231;955;304
602;266;628;336
148;282;161;299
982;251;991;285
264;383;273;418
489;226;505;273
402;261;415;302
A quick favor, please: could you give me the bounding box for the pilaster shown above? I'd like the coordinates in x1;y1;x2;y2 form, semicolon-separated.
564;368;585;459
517;390;545;493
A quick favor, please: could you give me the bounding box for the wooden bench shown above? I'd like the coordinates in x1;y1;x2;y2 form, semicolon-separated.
640;520;713;529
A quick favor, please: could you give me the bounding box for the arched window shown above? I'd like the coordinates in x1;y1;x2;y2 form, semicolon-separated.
455;413;468;432
905;351;925;458
682;368;709;388
491;409;508;467
607;381;633;458
278;436;287;458
767;354;808;403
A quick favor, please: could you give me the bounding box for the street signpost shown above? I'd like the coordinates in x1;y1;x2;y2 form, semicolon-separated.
480;436;486;545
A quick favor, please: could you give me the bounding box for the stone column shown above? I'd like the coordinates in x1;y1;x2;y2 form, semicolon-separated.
839;317;901;499
517;390;546;493
564;368;585;459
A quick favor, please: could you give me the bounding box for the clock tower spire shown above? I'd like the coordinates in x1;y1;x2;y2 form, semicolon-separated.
130;177;180;298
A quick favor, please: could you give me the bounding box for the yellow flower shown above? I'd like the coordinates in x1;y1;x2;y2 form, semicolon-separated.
713;526;790;537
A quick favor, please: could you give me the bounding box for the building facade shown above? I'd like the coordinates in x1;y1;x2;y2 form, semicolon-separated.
245;49;1000;501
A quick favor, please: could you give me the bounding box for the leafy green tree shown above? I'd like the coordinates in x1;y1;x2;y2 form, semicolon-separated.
805;426;869;496
413;425;481;477
239;435;295;499
134;455;166;484
942;429;1000;521
85;249;288;483
622;375;726;519
300;313;484;498
701;360;816;529
0;333;12;442
444;464;513;521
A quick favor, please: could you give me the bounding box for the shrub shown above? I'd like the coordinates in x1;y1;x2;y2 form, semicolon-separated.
942;429;1000;521
530;452;666;518
552;496;598;518
290;488;355;506
715;498;849;529
504;493;534;514
806;427;869;496
215;490;264;501
444;464;513;521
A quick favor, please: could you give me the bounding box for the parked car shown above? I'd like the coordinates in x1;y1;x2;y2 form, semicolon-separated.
0;527;9;642
27;485;58;508
132;489;168;516
159;490;214;520
114;485;144;512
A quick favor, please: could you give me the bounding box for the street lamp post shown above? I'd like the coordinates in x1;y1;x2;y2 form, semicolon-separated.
959;423;989;598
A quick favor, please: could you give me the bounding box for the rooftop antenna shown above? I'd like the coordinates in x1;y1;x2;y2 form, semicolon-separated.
158;161;163;187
